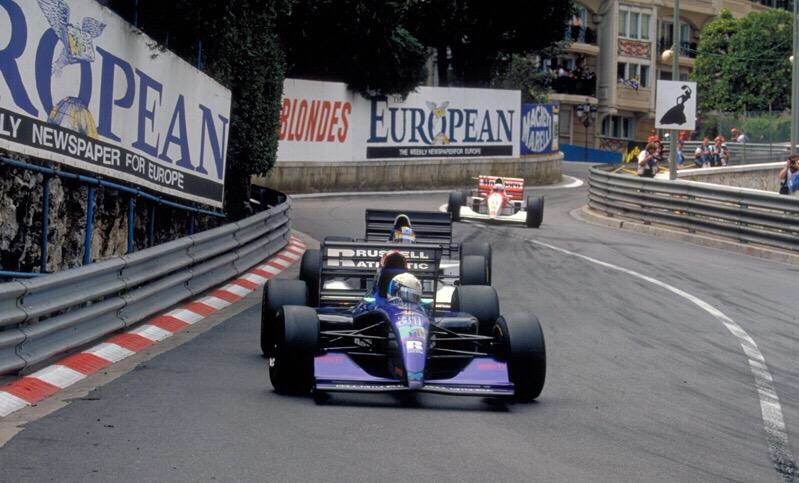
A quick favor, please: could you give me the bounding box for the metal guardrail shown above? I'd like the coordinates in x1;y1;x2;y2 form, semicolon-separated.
588;166;799;253
682;141;789;166
0;190;291;375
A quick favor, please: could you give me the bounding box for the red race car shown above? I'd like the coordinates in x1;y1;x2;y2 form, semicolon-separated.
447;175;544;228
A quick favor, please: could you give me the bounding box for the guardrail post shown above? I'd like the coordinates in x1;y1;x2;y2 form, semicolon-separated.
83;187;96;265
40;175;50;273
148;203;156;247
127;197;136;254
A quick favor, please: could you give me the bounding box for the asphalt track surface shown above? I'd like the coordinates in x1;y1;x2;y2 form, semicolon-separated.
1;162;797;482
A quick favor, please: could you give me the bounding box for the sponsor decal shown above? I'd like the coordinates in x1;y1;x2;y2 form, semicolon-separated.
326;248;432;260
405;340;424;354
520;104;557;155
330;383;405;391
0;0;231;207
325;259;430;270
278;97;351;143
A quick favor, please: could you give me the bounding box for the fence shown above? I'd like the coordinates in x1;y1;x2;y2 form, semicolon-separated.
588;165;799;253
0;190;291;375
681;141;790;166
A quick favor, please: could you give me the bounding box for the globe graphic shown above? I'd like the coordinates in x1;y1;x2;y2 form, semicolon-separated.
47;96;98;139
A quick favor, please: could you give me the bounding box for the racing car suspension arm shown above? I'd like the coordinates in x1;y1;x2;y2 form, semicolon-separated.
429;347;489;357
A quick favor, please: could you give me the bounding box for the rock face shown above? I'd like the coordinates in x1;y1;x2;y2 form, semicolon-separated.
0;151;222;275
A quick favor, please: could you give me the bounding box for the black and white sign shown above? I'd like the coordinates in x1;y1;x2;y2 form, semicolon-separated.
655;81;697;131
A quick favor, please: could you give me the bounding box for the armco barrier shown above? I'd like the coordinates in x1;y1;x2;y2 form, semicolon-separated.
588;166;799;252
0;192;291;375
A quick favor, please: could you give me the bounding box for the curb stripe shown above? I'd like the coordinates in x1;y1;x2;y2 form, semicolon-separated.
0;236;305;419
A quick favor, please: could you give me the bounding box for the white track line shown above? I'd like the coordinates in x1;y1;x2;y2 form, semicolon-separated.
529;239;796;480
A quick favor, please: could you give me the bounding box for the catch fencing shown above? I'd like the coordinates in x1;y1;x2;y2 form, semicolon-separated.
0;189;291;375
681;141;789;166
588;166;799;253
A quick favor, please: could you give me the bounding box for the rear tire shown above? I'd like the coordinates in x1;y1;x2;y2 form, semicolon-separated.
526;196;544;228
494;313;546;402
460;255;488;285
460;190;471;206
269;305;319;395
451;285;499;334
261;280;308;357
461;241;492;284
299;249;322;307
448;192;463;221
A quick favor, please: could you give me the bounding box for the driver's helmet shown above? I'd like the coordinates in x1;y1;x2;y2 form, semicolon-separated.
390;214;415;243
387;272;422;304
493;178;505;192
391;226;416;244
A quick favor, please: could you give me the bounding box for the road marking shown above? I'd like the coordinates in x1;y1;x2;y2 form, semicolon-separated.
529;239;797;480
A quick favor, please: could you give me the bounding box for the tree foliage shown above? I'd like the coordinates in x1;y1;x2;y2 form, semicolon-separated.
405;0;574;85
692;8;792;112
279;1;428;97
491;55;553;103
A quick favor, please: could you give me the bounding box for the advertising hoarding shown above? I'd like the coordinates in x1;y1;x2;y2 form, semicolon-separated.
0;0;232;208
520;103;558;155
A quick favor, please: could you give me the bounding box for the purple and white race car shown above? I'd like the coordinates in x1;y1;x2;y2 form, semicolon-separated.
261;240;546;402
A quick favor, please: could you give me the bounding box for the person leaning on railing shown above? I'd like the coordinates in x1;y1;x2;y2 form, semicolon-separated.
778;155;799;196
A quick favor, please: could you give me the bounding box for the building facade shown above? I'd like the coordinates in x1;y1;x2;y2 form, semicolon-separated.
555;0;788;160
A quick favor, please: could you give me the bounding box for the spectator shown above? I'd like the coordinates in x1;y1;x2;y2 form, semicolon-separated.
699;137;712;168
731;128;749;144
719;140;730;166
647;130;660;144
675;140;686;169
637;143;659;177
712;136;725;167
778;155;799;195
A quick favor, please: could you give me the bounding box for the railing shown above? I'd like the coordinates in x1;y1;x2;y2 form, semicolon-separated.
552;76;597;97
682;141;789;166
565;26;597;45
0;189;291;375
588;166;799;253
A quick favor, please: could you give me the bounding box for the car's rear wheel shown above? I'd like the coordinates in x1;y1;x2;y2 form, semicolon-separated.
461;241;492;284
460;255;488;285
526;196;544;228
493;313;546;402
299;249;322;307
269;305;319;395
261;280;308;356
448;191;463;221
451;285;499;334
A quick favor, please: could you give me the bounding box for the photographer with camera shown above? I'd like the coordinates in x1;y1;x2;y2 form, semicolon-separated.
637;143;659;178
778;155;799;196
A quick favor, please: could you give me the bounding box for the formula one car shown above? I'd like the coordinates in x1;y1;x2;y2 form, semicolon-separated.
260;240;546;401
447;175;544;228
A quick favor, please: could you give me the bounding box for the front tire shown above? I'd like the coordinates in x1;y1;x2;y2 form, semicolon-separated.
461;241;492;284
269;305;319;395
299;249;322;307
526;196;544;228
448;192;463;221
494;313;546;402
451;285;499;334
460;255;488;285
261;280;308;356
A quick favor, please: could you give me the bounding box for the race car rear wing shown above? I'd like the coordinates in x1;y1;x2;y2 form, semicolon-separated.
477;175;525;203
319;240;442;308
364;209;453;244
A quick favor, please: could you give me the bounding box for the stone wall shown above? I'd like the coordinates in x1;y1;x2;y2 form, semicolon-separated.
0;151;221;275
254;152;563;194
672;162;784;193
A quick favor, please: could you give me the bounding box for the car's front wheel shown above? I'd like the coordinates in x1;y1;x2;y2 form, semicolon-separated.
448;191;463;221
261;280;308;356
269;305;319;395
526;196;544;228
493;313;546;402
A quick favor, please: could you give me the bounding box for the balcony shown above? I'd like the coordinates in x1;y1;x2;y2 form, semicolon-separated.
552;74;597;97
564;25;597;45
657;38;698;59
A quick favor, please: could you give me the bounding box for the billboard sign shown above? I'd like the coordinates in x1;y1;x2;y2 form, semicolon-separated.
520;103;558;155
0;0;232;208
276;80;521;162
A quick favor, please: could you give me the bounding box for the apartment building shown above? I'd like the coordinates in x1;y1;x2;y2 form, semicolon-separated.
555;0;789;160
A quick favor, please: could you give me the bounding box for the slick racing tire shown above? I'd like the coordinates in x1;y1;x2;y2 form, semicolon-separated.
460;255;489;286
299;249;322;307
269;305;319;395
494;313;546;402
448;191;463;221
451;285;499;334
461;241;492;284
261;279;308;357
526;196;544;228
460;190;471;206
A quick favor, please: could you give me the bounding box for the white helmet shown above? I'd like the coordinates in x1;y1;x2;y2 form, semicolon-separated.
387;272;422;304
